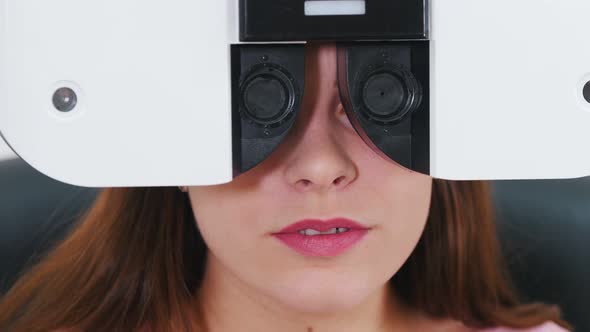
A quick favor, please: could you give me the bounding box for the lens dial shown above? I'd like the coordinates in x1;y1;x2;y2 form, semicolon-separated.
358;65;422;125
240;63;298;128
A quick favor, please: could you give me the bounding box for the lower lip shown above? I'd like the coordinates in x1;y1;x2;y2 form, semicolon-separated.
272;229;369;257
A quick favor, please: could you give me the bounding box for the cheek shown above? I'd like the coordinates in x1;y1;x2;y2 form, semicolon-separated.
383;173;431;232
367;173;432;266
188;187;264;257
392;173;432;229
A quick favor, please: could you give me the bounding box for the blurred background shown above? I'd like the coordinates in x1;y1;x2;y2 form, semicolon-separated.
0;141;588;331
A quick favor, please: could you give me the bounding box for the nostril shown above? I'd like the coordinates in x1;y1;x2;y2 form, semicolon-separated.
334;176;345;185
295;179;312;191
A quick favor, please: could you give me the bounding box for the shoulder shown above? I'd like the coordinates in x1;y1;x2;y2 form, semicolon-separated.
478;321;570;332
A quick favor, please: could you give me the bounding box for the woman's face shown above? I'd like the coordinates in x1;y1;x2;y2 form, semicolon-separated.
188;43;433;314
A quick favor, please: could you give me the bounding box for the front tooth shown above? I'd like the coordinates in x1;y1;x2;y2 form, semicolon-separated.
303;229;321;236
299;228;350;236
324;228;338;234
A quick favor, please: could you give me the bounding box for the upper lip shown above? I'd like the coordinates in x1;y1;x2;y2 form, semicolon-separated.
274;218;370;234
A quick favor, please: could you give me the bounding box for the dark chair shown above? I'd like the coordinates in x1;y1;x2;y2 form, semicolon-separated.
0;158;588;331
492;179;590;331
0;158;99;295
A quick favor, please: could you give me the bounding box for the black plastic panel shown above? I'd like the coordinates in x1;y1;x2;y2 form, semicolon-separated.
337;41;429;175
231;45;306;177
241;0;427;41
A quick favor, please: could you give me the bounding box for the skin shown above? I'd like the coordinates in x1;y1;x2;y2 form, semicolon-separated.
187;43;468;332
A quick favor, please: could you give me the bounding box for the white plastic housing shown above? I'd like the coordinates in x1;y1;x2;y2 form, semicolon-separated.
430;0;590;180
0;0;239;187
1;0;590;187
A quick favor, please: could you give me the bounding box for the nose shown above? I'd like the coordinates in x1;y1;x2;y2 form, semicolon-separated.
282;121;358;193
281;43;359;193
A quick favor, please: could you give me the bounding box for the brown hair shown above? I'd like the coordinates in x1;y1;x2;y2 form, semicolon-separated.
0;180;573;332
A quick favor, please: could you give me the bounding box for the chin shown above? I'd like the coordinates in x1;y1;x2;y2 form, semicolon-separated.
271;280;374;314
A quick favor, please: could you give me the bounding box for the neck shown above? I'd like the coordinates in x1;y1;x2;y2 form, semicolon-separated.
196;253;419;332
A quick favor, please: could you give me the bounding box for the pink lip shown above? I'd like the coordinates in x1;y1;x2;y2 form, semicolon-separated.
272;218;371;257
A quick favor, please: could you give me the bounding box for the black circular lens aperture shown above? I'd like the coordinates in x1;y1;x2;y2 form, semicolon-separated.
240;64;297;127
358;65;422;125
243;75;288;120
363;72;406;117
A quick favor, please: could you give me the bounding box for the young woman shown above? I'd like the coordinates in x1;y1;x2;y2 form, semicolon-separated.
0;43;572;332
